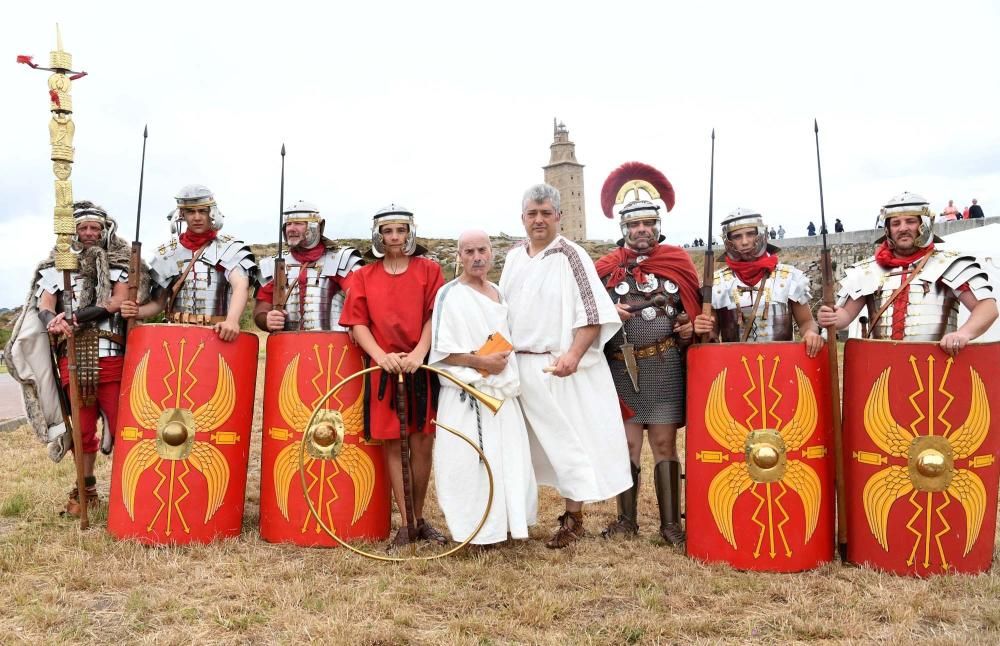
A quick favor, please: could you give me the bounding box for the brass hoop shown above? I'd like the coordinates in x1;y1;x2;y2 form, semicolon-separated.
298;364;496;561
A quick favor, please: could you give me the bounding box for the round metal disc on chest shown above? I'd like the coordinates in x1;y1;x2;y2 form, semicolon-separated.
614;282;630;295
637;274;659;293
664;280;679;294
641;307;657;321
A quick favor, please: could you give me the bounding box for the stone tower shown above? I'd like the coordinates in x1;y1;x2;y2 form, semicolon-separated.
543;119;586;241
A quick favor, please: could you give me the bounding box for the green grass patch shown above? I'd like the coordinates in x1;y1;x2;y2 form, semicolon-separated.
1;491;30;517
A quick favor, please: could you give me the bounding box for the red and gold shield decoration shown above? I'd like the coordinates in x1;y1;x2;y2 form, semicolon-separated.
108;325;258;545
259;331;390;546
686;342;835;571
844;339;1000;575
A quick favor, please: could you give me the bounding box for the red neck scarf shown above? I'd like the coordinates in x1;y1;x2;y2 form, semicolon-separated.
725;253;780;286
594;243;702;319
290;243;325;263
179;229;217;251
874;241;934;269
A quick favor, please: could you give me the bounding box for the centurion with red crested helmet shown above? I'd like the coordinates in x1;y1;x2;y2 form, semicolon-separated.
594;162;701;547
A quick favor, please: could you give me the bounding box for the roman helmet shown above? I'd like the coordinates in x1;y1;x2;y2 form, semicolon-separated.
370;204;416;257
600;161;676;248
875;191;940;249
168;184;224;234
720;207;771;260
72;201;116;250
283;200;324;249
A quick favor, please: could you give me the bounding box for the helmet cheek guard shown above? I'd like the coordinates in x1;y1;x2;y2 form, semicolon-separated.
371;204;416;258
876;192;936;249
720;208;769;260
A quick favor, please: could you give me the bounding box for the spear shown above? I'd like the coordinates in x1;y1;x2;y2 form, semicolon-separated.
700;129;716;343
126;125;148;334
273;144;288;320
18;25;90;528
814;119;847;561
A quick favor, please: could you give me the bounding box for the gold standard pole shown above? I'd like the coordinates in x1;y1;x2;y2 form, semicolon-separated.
19;25;91;529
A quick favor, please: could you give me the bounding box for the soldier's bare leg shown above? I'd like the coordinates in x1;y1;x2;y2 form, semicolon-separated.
382;438;407;528
647;424;679;462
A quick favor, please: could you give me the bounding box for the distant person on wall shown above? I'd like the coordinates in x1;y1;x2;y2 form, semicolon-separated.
777;225;786;239
834;218;844;233
807;221;816;236
961;205;969;220
941;199;959;221
968;198;985;219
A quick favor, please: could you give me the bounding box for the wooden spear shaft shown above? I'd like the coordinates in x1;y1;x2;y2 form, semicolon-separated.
814;119;848;561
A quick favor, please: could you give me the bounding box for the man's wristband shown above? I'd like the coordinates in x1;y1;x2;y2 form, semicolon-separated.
37;309;57;329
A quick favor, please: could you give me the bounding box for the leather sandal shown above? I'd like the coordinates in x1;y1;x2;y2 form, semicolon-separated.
416;519;449;545
545;511;585;549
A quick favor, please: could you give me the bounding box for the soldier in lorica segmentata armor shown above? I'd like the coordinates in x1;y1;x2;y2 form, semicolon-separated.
122;185;256;341
695;208;824;357
255;200;363;332
20;201;149;515
594;163;701;547
819;192;997;353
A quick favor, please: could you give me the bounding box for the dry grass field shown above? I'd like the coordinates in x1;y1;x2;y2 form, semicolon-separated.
2;356;1000;645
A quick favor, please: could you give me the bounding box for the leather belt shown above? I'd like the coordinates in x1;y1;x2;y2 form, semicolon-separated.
610;337;676;361
168;312;227;325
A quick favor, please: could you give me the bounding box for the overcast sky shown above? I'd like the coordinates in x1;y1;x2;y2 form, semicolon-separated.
2;0;997;307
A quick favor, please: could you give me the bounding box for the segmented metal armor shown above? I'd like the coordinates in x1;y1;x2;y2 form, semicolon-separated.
712;263;811;343
837;250;993;341
35;266;127;405
149;235;256;323
258;247;362;331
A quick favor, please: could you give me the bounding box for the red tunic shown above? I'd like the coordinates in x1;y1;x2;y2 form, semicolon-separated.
339;256;444;440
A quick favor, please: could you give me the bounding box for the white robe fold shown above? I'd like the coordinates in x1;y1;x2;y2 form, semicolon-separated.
430;280;537;544
499;236;631;503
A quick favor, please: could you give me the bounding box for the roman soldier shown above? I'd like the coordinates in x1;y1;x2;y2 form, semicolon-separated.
7;201;148;515
821;193;999;576
593;162;701;546
121;184;256;338
254;200;363;332
693;208;824;357
817;192;997;349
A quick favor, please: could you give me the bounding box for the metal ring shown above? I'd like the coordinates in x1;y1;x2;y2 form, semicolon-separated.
298;365;495;561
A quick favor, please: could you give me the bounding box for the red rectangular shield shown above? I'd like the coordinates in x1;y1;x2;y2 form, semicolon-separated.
108;325;258;545
844;339;1000;575
686;341;835;571
259;331;390;546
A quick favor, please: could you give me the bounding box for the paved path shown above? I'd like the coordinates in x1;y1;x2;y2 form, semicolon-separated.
0;373;26;420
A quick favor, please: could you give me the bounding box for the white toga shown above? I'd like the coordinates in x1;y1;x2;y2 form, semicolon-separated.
429;279;537;544
499;236;631;503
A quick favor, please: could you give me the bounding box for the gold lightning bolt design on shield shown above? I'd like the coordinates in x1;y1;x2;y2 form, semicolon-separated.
270;344;375;534
120;340;235;535
703;354;825;559
858;355;990;571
